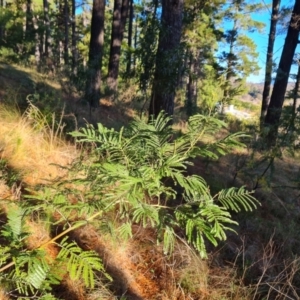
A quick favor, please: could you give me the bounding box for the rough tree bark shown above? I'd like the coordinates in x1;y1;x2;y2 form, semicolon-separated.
43;0;54;73
43;0;52;57
25;0;34;41
221;20;237;114
63;0;69;65
186;51;198;116
107;0;130;93
133;18;138;70
149;0;184;119
85;0;105;108
260;0;281;129
0;0;4;44
71;0;77;75
126;0;133;75
290;61;300;132
264;0;300;146
32;14;40;67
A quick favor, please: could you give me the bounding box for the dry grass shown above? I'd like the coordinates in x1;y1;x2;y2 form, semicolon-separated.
0;103;76;185
0;289;9;300
70;225;210;300
0;181;12;202
1;69;300;299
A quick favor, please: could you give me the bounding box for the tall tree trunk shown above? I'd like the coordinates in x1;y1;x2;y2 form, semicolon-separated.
43;0;52;58
32;14;41;68
260;0;281;129
85;0;105;108
149;0;184;118
25;0;34;41
264;0;300;146
178;49;189;89
39;28;43;65
126;0;133;75
0;0;4;44
71;0;77;75
133;17;138;70
290;61;300;132
43;0;54;74
82;7;88;71
186;51;197;116
221;20;237;114
107;0;129;93
64;0;69;65
138;0;158;92
59;40;63;69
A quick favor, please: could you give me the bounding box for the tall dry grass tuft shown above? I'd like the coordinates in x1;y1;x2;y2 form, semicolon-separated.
0;180;11;201
0;289;9;300
0;103;76;185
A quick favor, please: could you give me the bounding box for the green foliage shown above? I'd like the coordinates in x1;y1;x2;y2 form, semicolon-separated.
218;0;264;108
231;98;259;114
221;79;248;109
1;205;28;243
135;4;160;92
0;159;21;187
197;67;223;115
217;186;258;212
0;200;108;298
277;105;300;150
247;85;262;99
0;47;20;64
224;114;259;135
57;237;107;288
70;112;259;258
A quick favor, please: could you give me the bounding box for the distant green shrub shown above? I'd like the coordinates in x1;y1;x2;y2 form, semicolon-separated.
231;99;260;114
0;47;20;63
225;114;259;134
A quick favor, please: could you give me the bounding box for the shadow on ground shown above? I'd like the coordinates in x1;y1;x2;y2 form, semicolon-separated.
0;62;135;131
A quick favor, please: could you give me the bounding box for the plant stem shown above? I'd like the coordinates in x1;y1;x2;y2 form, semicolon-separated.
0;211;103;273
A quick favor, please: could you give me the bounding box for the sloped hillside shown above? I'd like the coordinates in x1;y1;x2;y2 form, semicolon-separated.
0;63;300;300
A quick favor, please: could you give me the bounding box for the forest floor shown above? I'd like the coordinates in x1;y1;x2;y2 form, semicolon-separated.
1;62;300;299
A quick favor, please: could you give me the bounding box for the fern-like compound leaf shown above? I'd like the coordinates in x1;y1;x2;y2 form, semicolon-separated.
1;205;27;242
26;254;50;289
217;186;259;212
57;237;106;288
163;226;175;255
118;222;133;240
132;203;159;228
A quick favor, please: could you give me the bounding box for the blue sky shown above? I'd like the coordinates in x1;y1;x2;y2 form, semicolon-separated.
247;0;298;83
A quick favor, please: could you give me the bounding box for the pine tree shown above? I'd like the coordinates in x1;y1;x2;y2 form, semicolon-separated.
107;0;130;93
0;0;4;42
149;0;184;118
260;0;281;129
63;0;69;65
126;0;134;76
219;0;264;112
43;0;54;73
264;0;300;146
85;0;105;108
71;0;77;75
135;0;160;93
183;0;224;116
